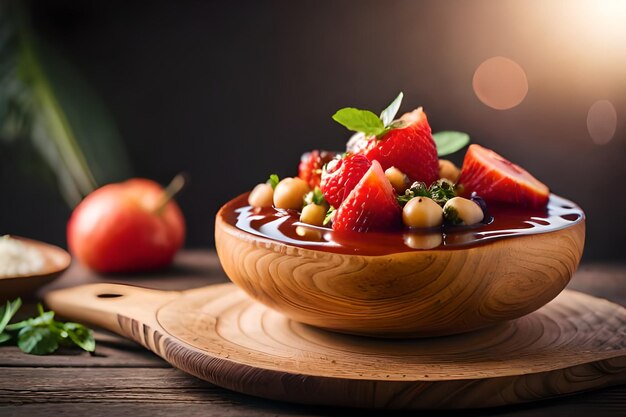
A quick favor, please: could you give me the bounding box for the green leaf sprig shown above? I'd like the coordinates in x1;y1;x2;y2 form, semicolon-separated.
323;206;336;226
304;187;326;207
332;92;405;139
332;92;471;156
268;174;280;189
0;298;22;343
0;298;95;355
432;131;470;157
397;179;457;207
428;179;458;206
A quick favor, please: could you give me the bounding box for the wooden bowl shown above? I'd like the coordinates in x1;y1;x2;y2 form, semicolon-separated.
0;237;71;302
215;198;585;338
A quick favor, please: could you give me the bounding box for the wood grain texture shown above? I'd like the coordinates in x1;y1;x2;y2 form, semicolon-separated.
1;368;625;417
215;213;585;337
44;282;625;410
0;330;166;368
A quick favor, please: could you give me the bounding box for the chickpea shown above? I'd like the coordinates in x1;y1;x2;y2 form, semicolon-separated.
300;203;326;226
439;159;460;183
273;177;310;210
248;183;274;207
403;232;443;250
402;197;444;228
443;197;484;225
385;166;410;193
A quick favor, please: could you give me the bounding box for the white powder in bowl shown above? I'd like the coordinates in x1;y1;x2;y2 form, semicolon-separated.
0;235;45;278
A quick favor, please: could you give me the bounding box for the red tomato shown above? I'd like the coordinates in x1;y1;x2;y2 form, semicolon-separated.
67;178;185;273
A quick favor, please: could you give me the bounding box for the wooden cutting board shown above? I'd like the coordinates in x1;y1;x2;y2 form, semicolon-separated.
45;283;626;410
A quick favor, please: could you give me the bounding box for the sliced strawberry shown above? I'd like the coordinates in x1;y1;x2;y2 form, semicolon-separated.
360;108;439;185
333;160;402;232
298;150;337;189
458;144;550;208
320;153;371;208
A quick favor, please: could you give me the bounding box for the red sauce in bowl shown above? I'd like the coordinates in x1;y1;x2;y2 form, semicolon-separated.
219;193;585;256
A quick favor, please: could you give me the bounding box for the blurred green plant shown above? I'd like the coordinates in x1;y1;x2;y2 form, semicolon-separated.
0;1;131;206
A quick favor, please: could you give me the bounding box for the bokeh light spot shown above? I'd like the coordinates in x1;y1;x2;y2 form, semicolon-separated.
473;57;528;110
587;100;617;145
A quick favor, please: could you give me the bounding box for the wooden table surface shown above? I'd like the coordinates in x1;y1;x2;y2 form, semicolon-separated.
1;250;625;417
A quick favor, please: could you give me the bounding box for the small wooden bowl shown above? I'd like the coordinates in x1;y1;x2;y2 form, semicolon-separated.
0;237;71;302
215;200;585;338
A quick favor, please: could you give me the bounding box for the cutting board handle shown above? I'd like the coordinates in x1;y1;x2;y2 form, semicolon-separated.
45;283;179;334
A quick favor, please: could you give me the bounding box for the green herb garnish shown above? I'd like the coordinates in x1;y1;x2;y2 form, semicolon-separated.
323;206;336;226
0;299;95;355
397;179;457;207
397;181;430;206
0;298;22;343
268;174;280;189
332;92;404;139
428;179;457;206
443;205;463;225
304;187;327;207
432;131;470;156
0;298;22;332
379;92;404;126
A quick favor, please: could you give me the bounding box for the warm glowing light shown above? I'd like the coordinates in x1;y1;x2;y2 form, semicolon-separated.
587;100;617;145
472;57;528;110
562;0;626;49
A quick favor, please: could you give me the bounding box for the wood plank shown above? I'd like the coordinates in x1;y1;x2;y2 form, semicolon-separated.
0;368;625;416
0;330;166;368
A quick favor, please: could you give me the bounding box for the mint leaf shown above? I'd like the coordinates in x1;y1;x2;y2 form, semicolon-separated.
268;174;280;189
433;131;470;156
63;322;96;352
0;298;22;334
5;310;54;331
0;300;96;355
332;108;385;137
379;92;403;126
387;119;408;130
17;326;59;355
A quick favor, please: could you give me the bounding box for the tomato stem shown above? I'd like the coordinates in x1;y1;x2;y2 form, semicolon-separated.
155;173;187;215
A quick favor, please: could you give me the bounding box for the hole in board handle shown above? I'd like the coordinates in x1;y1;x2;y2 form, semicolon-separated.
97;293;123;299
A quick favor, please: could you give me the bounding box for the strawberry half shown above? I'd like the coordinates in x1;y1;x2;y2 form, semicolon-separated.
333;160;402;232
458;144;550;208
320;153;372;208
298;150;337;189
361;108;439;185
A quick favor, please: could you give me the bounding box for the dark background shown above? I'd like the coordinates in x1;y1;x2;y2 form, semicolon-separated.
1;0;625;261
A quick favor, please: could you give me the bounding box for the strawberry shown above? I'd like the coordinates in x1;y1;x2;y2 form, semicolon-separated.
333;160;402;232
361;108;439;185
320;153;371;208
458;144;549;208
298;150;337;189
